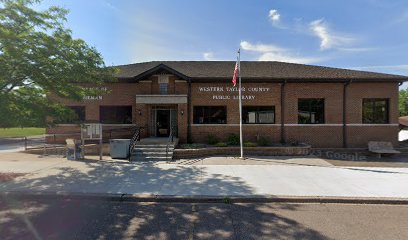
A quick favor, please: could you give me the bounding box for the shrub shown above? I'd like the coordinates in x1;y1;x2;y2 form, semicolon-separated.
257;136;270;146
244;141;257;147
291;141;300;146
227;133;240;145
207;134;219;145
180;143;206;149
215;142;228;147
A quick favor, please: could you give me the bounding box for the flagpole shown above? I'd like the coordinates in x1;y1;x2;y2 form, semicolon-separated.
238;49;244;159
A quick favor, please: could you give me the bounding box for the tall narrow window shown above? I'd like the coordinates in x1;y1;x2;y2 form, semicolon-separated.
159;83;168;94
298;99;325;124
193;106;227;124
158;75;169;94
362;99;389;124
242;106;275;124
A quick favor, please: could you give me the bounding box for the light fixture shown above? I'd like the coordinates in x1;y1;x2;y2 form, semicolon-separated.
138;109;142;116
180;110;184;116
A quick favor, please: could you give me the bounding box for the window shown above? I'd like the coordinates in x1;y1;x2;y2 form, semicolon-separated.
159;83;168;94
100;106;132;124
298;99;325;124
362;99;389;124
193;106;227;124
158;75;169;94
242;106;275;124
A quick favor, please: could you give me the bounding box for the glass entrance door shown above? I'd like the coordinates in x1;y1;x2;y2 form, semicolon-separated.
150;107;178;137
156;110;170;137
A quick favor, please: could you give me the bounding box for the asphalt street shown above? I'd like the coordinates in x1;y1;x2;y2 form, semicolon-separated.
1;195;407;240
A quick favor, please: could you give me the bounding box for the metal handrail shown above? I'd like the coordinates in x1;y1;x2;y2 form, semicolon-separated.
128;127;141;161
166;125;176;160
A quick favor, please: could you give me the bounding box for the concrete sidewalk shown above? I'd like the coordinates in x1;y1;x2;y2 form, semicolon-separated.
1;153;408;199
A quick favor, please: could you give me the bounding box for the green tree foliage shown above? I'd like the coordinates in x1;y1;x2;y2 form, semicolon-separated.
0;0;116;127
400;89;408;117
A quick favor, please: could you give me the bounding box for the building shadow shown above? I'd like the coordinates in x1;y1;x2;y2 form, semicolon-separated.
1;160;255;196
0;158;331;239
0;196;329;240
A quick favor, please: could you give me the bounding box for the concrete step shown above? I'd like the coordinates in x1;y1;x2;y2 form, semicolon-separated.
130;155;172;161
138;138;178;145
132;152;173;157
134;146;174;150
134;144;170;147
130;142;175;161
132;150;173;154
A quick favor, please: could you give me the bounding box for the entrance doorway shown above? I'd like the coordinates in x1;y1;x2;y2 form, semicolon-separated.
150;107;177;137
156;110;170;137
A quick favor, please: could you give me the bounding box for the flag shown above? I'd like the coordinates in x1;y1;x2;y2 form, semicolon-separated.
232;60;239;87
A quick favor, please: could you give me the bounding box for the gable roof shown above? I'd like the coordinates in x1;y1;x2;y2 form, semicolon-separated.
113;61;408;82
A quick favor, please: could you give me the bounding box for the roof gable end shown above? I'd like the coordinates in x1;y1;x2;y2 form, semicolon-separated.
133;63;190;81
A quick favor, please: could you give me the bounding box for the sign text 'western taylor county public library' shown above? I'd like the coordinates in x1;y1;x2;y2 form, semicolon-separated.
198;86;270;100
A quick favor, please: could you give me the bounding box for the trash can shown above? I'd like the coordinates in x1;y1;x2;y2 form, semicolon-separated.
66;139;82;160
110;139;131;159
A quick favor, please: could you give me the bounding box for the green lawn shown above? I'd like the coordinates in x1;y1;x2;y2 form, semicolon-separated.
0;128;45;138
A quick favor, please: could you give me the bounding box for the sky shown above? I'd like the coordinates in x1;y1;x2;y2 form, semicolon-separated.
37;0;408;87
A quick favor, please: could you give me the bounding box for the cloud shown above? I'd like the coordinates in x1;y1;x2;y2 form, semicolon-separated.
268;9;281;26
100;0;119;11
337;47;377;52
240;41;285;53
203;52;216;61
393;10;408;24
350;64;408;71
309;19;354;50
240;41;323;64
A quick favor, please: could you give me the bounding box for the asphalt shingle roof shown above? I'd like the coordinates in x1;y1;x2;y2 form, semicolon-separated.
113;61;408;81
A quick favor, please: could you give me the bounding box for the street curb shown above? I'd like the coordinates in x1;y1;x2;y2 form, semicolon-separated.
1;191;408;205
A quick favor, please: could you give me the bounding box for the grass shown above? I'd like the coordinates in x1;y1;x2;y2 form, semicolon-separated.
0;128;45;138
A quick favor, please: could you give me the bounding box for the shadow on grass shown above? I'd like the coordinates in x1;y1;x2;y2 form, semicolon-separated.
0;196;328;240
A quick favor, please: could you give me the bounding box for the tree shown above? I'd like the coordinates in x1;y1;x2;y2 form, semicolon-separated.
400;89;408;117
0;0;116;127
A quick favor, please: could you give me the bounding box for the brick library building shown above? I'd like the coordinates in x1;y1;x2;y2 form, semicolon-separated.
48;61;407;148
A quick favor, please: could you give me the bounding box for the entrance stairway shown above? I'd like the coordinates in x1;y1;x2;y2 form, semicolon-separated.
129;137;177;161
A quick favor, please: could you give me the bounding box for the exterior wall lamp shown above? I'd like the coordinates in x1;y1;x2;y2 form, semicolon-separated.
138;109;142;116
180;110;184;116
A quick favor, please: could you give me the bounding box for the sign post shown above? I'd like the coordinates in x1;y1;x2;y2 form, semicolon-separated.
81;123;103;160
238;49;244;159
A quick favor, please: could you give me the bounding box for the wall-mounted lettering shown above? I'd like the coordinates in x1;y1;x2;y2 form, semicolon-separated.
83;87;108;101
198;86;269;100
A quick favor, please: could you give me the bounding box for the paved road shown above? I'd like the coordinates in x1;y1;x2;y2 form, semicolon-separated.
0;195;407;240
0;136;45;153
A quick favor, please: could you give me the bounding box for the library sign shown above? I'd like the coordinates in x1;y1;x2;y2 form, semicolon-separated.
83;87;108;100
198;86;270;100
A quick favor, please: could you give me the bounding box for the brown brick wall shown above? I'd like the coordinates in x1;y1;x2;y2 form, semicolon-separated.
347;83;399;124
177;103;188;143
190;82;281;124
285;83;343;123
48;77;400;148
191;125;281;144
286;126;343;148
347;126;399;147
